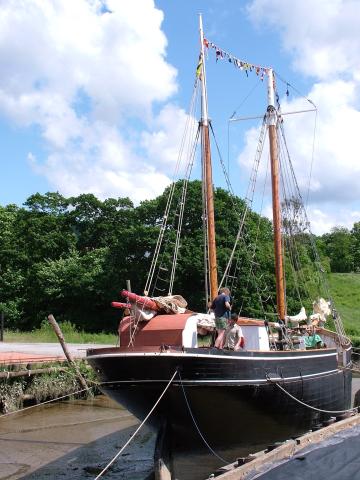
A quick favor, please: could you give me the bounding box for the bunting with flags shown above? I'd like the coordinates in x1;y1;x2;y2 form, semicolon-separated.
203;38;270;81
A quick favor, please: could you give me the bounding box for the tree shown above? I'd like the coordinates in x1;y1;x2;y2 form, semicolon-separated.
352;222;360;272
68;194;134;251
322;227;354;273
0;183;331;331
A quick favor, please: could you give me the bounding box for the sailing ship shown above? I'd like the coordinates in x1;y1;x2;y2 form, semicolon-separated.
87;16;352;449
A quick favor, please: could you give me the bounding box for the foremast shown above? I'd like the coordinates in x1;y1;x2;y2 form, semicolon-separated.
199;14;218;301
267;69;286;322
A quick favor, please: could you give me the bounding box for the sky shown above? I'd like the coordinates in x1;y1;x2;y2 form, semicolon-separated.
0;0;359;234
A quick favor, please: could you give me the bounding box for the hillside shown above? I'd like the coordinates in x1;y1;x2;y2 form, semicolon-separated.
328;273;360;343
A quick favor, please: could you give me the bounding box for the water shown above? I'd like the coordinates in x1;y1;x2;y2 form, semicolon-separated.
1;376;360;480
0;396;155;479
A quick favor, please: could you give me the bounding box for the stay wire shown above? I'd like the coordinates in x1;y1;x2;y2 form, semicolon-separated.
94;369;178;480
144;79;200;295
178;371;230;464
305;109;318;208
278;128;310;304
151;83;201;297
274;71;317;109
278;117;347;341
169;125;200;294
268;376;358;414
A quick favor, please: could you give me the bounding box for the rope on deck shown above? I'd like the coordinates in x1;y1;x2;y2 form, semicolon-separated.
94;369;178;480
267;375;358;414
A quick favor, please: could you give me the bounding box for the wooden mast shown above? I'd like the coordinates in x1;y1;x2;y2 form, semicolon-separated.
199;14;218;302
267;69;286;321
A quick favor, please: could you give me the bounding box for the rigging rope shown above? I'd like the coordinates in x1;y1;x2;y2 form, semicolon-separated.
94;369;178;480
144;80;200;295
168;125;200;294
178;371;230;464
215;117;267;289
275;107;347;343
216;114;279;320
278;126;311;305
274;71;317;109
267;375;358;415
305;109;318;208
0;385;94;419
239;149;270;318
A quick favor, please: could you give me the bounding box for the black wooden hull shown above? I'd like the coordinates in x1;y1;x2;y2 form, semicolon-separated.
87;347;352;448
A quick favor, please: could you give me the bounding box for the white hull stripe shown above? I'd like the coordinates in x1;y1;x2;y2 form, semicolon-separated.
88;351;338;361
99;368;340;386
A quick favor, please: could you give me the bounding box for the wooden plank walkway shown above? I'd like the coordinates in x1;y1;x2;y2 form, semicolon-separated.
0;342;111;365
0;351;66;365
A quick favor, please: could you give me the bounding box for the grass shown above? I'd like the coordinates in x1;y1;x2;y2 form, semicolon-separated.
4;320;118;345
327;273;360;344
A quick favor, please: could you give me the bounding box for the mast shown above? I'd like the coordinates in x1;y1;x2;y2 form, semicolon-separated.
267;69;286;321
199;14;218;301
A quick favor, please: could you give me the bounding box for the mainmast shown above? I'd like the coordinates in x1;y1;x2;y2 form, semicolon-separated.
267;69;286;321
199;14;218;301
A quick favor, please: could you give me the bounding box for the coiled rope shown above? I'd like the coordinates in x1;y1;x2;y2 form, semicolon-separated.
267;375;358;414
94;369;178;480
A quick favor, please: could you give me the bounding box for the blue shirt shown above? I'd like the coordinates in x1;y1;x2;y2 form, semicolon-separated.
211;294;231;318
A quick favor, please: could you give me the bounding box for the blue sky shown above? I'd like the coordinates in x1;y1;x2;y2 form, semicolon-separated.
0;0;359;233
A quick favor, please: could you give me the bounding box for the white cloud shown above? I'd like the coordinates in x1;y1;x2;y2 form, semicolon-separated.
30;106;189;203
0;0;183;202
244;0;360;233
141;104;197;170
247;0;360;80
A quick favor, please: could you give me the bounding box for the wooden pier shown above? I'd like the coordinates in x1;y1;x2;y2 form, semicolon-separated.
212;412;360;479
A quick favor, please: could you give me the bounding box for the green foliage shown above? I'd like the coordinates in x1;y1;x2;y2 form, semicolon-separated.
0;184;358;334
321;227;355;273
5;326;117;344
0;379;26;412
327;273;360;339
352;222;360;272
0;360;97;413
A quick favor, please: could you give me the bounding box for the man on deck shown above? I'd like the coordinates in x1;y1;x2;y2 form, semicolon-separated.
211;287;232;348
223;313;245;351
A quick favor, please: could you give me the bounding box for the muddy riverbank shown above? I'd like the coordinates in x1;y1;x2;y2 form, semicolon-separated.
0;396;155;480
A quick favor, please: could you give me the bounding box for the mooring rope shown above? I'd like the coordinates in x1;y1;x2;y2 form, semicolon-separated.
178;371;230;464
0;385;94;419
94;369;178;480
267;375;358;414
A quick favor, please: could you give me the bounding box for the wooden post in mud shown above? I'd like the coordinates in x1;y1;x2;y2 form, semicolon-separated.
0;311;4;342
154;419;172;480
47;314;88;391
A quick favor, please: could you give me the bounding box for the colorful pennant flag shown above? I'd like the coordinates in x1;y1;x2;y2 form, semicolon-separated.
203;37;270;81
